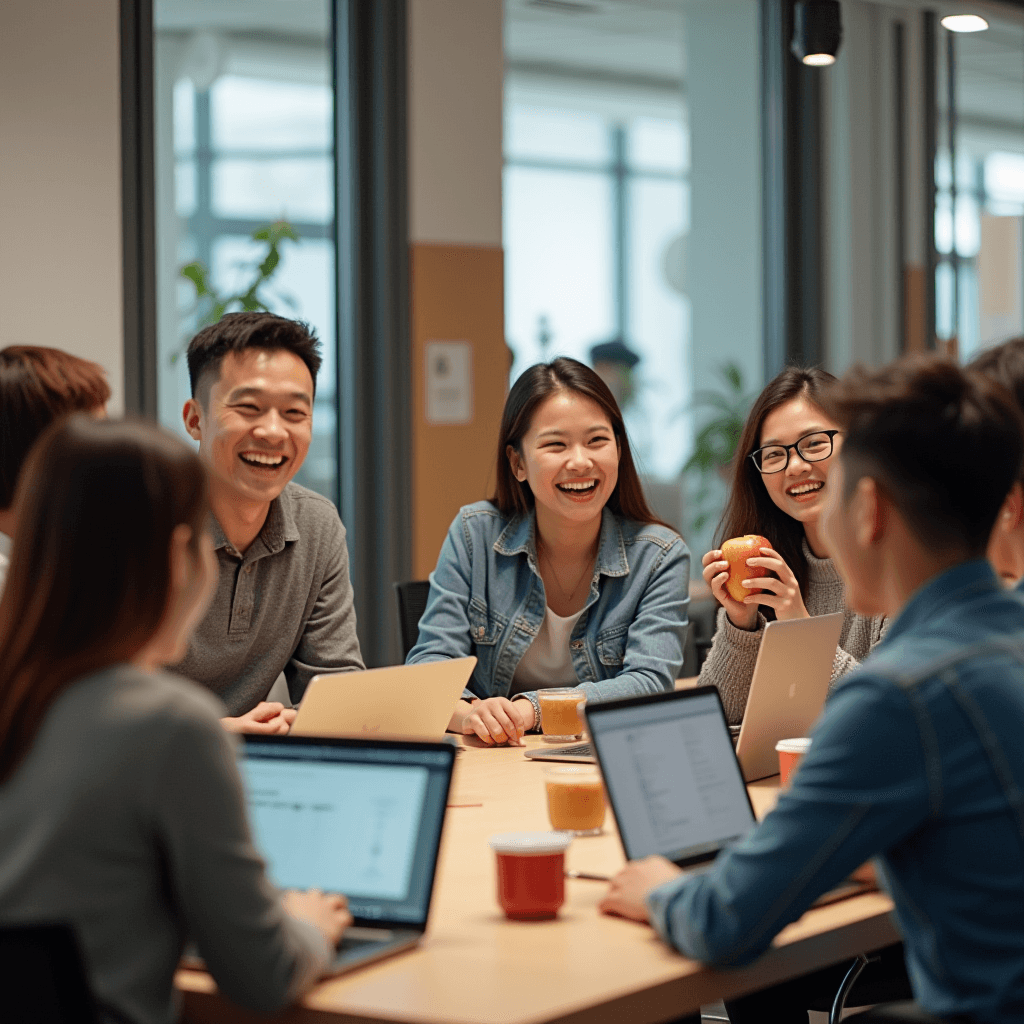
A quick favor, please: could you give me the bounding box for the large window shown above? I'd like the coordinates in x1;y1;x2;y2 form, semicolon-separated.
153;6;338;500
504;86;690;486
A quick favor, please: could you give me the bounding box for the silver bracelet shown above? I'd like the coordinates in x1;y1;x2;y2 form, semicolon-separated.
512;693;541;731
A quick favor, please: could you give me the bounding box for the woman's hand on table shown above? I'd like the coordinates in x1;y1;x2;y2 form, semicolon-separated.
450;697;532;746
599;857;684;923
702;549;758;630
741;547;809;621
283;889;352;946
220;702;297;735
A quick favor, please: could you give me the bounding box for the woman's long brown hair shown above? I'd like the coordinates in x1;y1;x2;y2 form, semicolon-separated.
716;366;838;603
491;357;669;528
0;416;208;783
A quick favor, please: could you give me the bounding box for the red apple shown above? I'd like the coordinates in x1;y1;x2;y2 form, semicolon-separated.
720;535;771;602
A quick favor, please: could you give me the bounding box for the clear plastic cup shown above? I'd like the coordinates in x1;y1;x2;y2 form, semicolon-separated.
544;765;605;836
537;688;586;742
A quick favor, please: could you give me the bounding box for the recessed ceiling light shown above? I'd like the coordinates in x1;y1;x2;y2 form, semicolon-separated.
940;14;989;33
803;53;837;66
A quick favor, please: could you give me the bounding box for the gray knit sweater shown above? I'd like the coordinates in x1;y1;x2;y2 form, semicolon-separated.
698;541;888;724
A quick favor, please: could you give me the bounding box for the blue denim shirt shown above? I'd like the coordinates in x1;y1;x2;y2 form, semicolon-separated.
647;560;1024;1024
406;501;690;707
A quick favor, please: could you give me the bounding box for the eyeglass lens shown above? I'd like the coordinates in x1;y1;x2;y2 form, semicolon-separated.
756;432;834;473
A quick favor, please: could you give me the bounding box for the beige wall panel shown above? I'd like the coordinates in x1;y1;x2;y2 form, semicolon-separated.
0;0;124;411
411;243;506;579
408;0;503;246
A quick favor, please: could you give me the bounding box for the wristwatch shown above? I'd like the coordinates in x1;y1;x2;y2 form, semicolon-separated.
512;693;540;731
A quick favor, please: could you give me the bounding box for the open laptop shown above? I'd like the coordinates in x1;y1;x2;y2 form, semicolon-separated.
290;657;476;740
734;612;844;781
586;687;870;903
240;735;456;975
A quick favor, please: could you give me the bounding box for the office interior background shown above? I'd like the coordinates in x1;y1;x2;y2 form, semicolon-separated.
3;0;1024;665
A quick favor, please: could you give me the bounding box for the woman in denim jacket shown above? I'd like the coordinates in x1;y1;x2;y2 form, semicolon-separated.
407;357;690;746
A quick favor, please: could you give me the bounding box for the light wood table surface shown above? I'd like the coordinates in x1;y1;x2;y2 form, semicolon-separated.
177;734;898;1024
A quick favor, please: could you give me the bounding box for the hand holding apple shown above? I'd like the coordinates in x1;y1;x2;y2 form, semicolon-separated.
720;535;772;602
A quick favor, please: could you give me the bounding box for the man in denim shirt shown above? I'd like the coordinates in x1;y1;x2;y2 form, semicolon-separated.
601;356;1024;1024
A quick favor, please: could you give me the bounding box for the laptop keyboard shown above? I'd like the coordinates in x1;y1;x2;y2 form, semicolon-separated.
549;742;593;757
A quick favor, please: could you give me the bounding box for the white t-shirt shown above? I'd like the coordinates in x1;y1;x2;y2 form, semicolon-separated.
0;532;10;598
510;606;584;694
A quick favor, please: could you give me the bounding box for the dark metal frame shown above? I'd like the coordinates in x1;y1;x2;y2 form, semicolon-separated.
333;0;412;667
923;10;938;351
120;0;158;415
761;0;825;379
894;20;907;352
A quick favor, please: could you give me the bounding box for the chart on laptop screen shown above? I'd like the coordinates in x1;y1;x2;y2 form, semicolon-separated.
243;758;428;900
592;693;755;862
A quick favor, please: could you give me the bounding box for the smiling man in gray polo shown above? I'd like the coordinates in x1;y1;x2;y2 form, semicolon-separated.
173;312;364;733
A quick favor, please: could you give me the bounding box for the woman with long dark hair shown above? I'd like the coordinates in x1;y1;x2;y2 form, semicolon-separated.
0;416;349;1024
407;357;690;745
698;366;887;723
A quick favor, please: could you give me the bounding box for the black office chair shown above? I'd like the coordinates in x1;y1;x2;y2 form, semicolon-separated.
394;580;431;661
0;923;100;1023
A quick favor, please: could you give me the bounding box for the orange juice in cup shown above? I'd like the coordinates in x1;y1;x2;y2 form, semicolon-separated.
776;737;812;788
544;765;605;835
537;688;586;741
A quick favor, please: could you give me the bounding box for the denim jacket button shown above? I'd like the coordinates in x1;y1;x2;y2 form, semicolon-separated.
571;640;583;650
476;626;485;639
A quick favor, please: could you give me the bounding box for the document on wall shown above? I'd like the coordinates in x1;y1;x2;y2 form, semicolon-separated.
425;340;473;424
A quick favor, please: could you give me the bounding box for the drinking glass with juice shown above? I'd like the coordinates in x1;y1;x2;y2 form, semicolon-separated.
544;765;605;836
537;688;586;741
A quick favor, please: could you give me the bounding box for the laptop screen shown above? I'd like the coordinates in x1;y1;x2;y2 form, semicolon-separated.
241;738;453;926
588;689;756;865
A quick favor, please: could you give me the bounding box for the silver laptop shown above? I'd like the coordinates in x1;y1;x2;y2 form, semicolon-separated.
240;735;456;975
587;687;757;867
586;687;872;904
734;612;844;781
290;657;476;740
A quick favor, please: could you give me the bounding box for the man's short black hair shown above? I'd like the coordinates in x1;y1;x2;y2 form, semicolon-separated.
820;354;1024;557
186;312;322;406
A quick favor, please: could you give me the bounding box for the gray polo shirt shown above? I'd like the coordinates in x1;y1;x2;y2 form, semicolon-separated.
173;482;364;715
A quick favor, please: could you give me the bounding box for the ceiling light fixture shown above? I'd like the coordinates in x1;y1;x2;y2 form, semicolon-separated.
940;14;989;33
791;0;843;67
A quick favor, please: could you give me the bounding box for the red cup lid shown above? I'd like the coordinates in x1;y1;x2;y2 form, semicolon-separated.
489;831;573;855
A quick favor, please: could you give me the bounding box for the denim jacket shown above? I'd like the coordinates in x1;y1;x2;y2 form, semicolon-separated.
647;560;1024;1024
406;501;690;708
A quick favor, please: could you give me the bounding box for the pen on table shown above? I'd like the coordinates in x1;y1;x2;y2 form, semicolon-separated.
565;870;611;881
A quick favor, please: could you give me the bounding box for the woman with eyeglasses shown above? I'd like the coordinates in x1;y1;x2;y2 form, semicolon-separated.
698;367;887;724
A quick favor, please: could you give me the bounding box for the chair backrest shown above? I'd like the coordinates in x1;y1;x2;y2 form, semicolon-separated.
394;580;432;661
0;923;100;1023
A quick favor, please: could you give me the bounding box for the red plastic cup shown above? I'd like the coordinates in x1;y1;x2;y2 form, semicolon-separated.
776;737;812;788
488;831;573;920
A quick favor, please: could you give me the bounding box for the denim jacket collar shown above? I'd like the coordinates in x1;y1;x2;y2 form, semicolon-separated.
492;506;630;578
878;558;999;650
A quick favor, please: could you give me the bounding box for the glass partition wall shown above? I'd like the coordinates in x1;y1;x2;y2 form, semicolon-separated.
153;1;338;502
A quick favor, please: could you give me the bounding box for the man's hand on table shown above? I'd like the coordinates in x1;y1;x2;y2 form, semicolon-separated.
448;697;533;746
600;857;685;923
220;701;297;735
283;889;352;946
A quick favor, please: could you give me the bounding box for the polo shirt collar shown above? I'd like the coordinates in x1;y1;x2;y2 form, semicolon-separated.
494;506;629;578
209;488;301;559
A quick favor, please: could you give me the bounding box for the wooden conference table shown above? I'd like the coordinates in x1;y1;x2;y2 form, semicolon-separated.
177;734;899;1024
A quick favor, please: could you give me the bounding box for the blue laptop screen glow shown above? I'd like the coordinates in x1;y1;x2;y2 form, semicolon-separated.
241;741;451;924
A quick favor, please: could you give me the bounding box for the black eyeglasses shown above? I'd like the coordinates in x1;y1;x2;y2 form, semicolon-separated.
749;430;840;474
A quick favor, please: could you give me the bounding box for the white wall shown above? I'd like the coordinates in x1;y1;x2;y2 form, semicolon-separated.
0;0;125;412
407;0;503;246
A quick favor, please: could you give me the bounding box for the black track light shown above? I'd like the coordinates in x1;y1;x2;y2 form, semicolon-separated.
791;0;843;67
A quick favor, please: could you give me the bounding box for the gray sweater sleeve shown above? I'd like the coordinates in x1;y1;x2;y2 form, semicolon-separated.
148;709;331;1012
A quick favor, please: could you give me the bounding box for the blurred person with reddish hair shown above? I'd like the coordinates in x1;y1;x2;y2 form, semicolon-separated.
0;345;110;592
